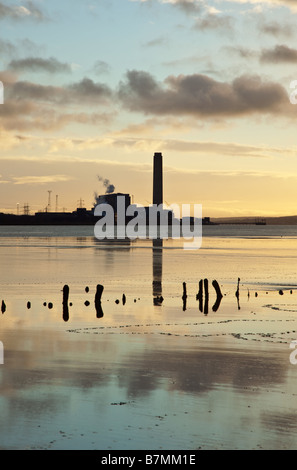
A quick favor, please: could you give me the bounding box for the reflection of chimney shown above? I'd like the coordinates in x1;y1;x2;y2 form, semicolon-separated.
153;152;163;206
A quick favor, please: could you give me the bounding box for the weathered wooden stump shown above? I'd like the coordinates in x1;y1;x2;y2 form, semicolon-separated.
204;279;209;314
182;282;187;311
196;279;203;313
62;284;70;322
95;284;104;318
235;277;240;299
212;280;223;312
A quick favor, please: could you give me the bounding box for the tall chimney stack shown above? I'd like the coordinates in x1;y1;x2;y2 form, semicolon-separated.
153;152;163;206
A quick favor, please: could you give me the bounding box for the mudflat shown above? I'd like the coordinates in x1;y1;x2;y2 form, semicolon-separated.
0;226;297;450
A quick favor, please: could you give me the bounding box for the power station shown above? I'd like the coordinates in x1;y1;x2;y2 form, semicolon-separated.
0;152;211;226
0;152;166;225
153;152;163;206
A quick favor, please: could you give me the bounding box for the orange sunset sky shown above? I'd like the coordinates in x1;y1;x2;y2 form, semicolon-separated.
1;0;297;218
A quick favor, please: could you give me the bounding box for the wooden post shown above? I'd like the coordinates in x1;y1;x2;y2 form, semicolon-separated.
212;280;223;312
204;279;209;315
62;284;70;322
196;279;203;313
182;282;187;311
95;284;104;318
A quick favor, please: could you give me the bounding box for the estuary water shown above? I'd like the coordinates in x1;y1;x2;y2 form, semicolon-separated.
1;224;297;450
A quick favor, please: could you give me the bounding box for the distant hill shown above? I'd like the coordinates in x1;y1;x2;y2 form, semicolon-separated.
212;216;297;225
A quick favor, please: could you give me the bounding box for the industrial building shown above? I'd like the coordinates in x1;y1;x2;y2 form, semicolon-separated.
0;152;209;226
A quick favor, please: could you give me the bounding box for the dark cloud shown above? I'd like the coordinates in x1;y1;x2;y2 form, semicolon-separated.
143;36;167;48
223;46;258;60
258;21;294;38
8;57;72;74
0;39;16;56
67;77;113;103
260;45;297;63
0;99;113;131
0;74;115;132
10;81;66;103
172;0;203;14
118;70;290;118
93;60;111;76
193;14;234;33
7;77;113;105
0;1;47;21
224;44;297;66
0;38;44;58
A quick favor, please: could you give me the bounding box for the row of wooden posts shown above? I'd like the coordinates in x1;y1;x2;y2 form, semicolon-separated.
182;278;223;314
1;280;223;318
1;278;290;320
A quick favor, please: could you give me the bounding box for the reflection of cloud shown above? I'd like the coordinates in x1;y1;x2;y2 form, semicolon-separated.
117;346;287;396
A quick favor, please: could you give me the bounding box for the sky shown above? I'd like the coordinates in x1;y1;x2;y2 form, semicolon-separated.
1;0;297;218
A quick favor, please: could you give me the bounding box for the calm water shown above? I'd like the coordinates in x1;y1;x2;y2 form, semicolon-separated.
1;224;297;450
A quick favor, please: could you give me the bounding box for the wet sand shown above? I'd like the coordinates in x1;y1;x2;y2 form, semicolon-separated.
1;228;297;450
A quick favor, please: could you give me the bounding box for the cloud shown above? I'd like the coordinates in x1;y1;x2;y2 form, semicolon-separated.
93;60;111;76
8;81;68;104
118;70;291;119
8;57;72;74
260;45;297;64
258;20;295;38
0;39;16;56
166;0;203;14
0;104;114;131
12;175;75;185
67;77;113;103
223;46;258;60
133;0;297;12
193;13;234;33
223;44;297;66
0;1;47;21
0;71;115;132
143;36;167;48
4;76;113;105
